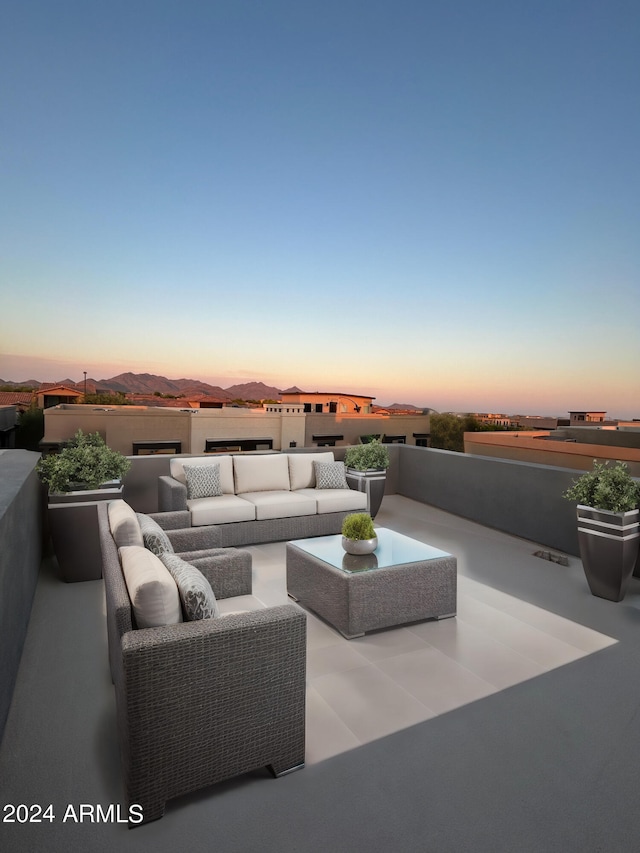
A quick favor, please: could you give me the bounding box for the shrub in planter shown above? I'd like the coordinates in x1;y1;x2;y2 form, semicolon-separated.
563;460;640;512
563;461;640;602
341;512;376;541
37;429;131;493
344;439;390;472
341;512;377;555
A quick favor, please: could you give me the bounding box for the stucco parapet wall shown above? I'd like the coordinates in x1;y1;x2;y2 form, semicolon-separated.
464;431;640;475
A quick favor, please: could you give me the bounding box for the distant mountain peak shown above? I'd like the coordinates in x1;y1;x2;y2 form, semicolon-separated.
385;402;421;411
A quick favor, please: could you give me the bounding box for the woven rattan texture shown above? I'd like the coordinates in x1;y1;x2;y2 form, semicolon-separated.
99;502;307;824
287;542;456;638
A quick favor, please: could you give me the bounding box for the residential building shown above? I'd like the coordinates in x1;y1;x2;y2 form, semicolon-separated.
280;388;374;414
465;422;640;476
39;403;432;455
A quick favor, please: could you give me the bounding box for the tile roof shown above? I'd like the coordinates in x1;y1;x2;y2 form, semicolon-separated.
0;391;34;405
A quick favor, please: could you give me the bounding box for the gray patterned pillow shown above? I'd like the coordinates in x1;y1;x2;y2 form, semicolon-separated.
314;460;348;490
136;513;174;556
183;463;223;499
160;553;220;620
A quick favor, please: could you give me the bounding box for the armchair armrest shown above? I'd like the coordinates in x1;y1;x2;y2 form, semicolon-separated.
183;549;252;598
150;509;191;530
164;524;223;551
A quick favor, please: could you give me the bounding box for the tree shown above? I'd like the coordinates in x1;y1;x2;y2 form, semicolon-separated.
429;413;493;452
15;407;44;451
82;393;131;405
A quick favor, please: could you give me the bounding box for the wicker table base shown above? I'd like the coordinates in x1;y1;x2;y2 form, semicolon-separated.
286;530;456;639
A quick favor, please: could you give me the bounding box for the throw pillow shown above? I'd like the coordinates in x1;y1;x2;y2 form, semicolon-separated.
183;463;223;500
136;513;174;556
314;460;348;490
160;553;220;620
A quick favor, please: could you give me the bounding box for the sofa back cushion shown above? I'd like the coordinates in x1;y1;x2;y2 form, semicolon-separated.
119;546;183;628
287;452;335;490
233;453;290;494
108;500;144;548
170;455;235;494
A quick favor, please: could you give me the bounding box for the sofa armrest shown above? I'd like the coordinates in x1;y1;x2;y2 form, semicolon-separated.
183;549;252;598
158;475;188;512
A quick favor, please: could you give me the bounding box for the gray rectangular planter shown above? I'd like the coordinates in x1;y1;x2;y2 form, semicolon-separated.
345;469;386;518
48;485;123;582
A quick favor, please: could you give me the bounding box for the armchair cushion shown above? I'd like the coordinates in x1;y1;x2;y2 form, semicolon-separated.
314;460;348;490
183;463;223;499
109;500;144;548
119;546;183;628
160;553;220;620
218;594;266;616
137;513;174;556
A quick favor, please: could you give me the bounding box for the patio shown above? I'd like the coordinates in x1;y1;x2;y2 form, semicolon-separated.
2;491;640;851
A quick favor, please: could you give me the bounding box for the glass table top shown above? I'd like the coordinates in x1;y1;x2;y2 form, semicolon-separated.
289;527;452;574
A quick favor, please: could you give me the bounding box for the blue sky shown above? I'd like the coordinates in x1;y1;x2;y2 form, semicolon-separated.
1;0;639;417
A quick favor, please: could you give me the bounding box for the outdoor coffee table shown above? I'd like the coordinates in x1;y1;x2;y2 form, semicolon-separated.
286;528;456;639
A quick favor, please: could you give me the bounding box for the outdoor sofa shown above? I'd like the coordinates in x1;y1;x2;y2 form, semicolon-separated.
97;499;307;826
156;451;368;547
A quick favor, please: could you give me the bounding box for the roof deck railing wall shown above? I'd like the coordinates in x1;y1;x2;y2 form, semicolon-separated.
0;450;42;744
390;443;583;556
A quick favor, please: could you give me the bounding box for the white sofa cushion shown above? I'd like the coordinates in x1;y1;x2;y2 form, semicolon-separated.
233;454;290;494
188;494;256;526
287;452;335;490
119;545;183;628
108;500;144;548
296;488;368;514
160;553;220;620
170;455;235;494
239;490;317;521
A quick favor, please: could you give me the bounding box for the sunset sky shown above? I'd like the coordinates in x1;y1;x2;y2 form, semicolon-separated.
1;1;639;417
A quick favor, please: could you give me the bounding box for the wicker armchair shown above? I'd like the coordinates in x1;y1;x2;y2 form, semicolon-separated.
97;503;307;826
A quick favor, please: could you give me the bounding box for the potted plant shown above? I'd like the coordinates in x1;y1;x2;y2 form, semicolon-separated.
37;429;130;497
341;512;378;555
37;430;131;582
344;438;390;518
563;461;640;601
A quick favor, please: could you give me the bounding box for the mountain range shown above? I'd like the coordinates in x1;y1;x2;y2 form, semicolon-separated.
0;373;427;409
1;373;285;401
